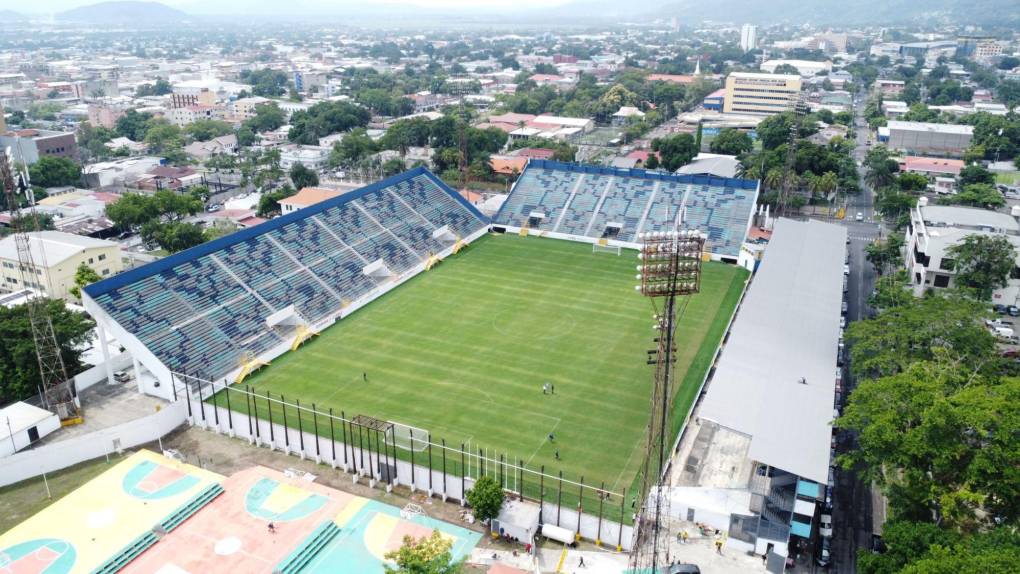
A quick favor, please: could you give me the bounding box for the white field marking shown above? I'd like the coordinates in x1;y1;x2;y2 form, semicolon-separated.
611;438;645;493
524;416;562;468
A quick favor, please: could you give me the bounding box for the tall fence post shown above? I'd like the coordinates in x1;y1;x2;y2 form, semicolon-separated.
518;459;523;499
577;476;584;541
328;407;336;468
295;398;304;458
460;443;466;506
266;391;275;448
223;383;233;435
244;385;253;443
427;433;434;496
340;410;349;471
183;375;193;420
312;403;320;462
557;470;563;527
251;387;261;445
596;481;606;546
441;438;448;501
409;429;416;492
618;493;625;552
357;421;365;476
208;382;219;428
197;379;206;423
387;427;396;491
539;465;545;524
281;395;290;453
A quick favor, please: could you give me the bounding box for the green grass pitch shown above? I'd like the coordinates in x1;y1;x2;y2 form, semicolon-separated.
239;233;747;495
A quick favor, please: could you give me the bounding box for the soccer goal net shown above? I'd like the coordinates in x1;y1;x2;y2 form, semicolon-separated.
387;421;430;452
592;240;622;255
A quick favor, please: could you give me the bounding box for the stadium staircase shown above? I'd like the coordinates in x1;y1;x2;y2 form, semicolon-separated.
158;483;225;533
273;519;343;574
90;531;159;574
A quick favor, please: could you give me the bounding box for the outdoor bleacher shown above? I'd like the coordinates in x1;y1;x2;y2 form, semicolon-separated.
494;160;759;258
83;168;488;380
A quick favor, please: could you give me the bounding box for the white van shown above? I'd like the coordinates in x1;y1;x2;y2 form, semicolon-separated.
994;326;1014;339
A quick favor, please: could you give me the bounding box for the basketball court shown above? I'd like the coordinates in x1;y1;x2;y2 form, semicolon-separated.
0;450;222;574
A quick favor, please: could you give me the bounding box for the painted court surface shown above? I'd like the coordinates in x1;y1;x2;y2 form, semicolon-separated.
0;450;481;574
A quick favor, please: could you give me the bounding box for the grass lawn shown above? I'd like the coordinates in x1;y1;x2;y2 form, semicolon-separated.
0;454;127;535
231;234;746;501
996;171;1020;185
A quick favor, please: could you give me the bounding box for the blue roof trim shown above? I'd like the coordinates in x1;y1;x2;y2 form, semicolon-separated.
492;159;759;223
84;167;488;299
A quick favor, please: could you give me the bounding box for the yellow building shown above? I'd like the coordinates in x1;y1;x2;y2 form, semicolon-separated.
0;231;123;301
723;72;802;116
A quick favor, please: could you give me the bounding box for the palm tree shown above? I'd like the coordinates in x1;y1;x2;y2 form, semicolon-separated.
764;168;783;191
817;171;839;197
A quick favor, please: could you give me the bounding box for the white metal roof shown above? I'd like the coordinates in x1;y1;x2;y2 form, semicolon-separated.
0;231;117;267
698;218;846;483
887;120;974;135
0;401;57;436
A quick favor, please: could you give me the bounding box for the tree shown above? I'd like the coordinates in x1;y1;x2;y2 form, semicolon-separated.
756;113;798;150
864;146;900;189
143;120;185;154
69;263;101;299
141;221;207;253
857;520;954;574
240;68;289;97
897;172;929;192
845;293;995;379
289;162;319;190
465;475;505;526
772;63;801;75
257;184;296;217
998;80;1020;110
288;101;372;145
958;164;995;187
382;157;406;176
383;530;463;574
651;133;697;172
865;234;905;276
135;77;172;97
242;103;287;134
185;120;234;142
107;190;202;232
28;156;81;188
115;109;154;141
709;128;753;156
329;129;378;167
644;154;660;170
945;234;1017;300
0;300;95;405
941;183;1005;209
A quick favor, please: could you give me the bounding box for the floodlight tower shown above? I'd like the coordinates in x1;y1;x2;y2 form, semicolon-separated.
1;147;81;424
629;228;705;571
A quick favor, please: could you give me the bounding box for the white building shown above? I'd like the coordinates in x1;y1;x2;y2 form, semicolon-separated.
0;402;61;458
0;231;124;302
740;24;758;52
906;201;1020;304
886;121;973;157
760;59;833;77
279;145;330;171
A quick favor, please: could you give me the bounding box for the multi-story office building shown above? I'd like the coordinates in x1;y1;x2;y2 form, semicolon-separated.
723;72;802;116
0;129;78;165
0;231;123;301
740;24;758;52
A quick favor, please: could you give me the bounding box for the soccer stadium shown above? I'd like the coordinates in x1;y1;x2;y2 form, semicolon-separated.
80;161;757;523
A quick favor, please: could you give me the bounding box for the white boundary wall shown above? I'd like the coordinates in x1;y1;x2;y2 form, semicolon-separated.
0;399;188;487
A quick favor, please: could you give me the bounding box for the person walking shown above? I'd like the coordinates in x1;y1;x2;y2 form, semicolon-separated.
681;530;689;544
363;372;367;382
578;555;585;567
555;449;560;460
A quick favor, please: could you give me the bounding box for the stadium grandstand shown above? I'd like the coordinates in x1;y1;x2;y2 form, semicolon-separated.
81;168;488;399
492;160;759;260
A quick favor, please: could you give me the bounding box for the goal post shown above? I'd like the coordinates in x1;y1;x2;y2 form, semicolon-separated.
592;239;621;256
387;420;430;452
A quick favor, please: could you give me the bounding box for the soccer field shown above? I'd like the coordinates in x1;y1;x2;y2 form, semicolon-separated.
238;233;747;495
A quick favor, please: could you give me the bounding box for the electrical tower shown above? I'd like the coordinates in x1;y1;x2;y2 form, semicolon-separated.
629;227;705;571
777;93;810;216
1;147;81;424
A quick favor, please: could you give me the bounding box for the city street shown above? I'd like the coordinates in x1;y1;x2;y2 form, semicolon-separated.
826;91;884;574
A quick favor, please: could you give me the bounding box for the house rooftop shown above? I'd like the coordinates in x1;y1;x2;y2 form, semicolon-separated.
278;186;345;208
0;231;117;267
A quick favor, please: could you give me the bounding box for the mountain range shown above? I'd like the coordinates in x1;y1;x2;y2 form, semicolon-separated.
55;1;188;23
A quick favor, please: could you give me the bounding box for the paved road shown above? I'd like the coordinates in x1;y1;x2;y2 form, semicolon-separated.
825;91;884;574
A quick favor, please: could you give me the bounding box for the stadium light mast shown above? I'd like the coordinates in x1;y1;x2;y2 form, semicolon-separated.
629;227;705;572
1;147;81;424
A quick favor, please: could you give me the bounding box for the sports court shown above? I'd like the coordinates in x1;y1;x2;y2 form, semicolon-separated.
0;450;483;574
237;234;748;493
121;467;353;574
0;450;222;574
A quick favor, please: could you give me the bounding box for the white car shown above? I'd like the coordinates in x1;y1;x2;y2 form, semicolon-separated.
855;212;864;222
819;514;833;538
844;265;850;275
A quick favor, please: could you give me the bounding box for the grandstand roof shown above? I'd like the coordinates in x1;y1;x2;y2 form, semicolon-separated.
84;168;485;300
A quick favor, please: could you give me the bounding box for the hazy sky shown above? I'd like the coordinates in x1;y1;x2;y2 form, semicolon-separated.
21;0;575;12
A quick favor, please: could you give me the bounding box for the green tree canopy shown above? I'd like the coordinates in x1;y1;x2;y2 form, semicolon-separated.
383;530;463;574
288;101;372;145
465;475;505;525
651;133;697;172
28;156;81;188
940;183;1005;210
0;300;95;405
240;68;289;97
289;162;319;190
945;234;1017;300
115;109;154;141
69;263;102;299
709;128;753;156
185;120;234;142
865;234;905;276
958;164;995;187
141;221;206;253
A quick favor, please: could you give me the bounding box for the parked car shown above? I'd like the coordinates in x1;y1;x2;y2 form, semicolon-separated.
856;212;864;221
994;304;1008;315
819;514;833;538
843;264;850;275
1009;306;1020;317
113;370;131;382
816;537;832;566
668;565;701;574
840;316;847;329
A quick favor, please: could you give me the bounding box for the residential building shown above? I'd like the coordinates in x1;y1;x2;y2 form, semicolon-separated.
886;121;973;157
230;96;273;120
703;88;726;111
168;104;224;127
760;59;832;77
905;201;1020;304
875;79;905;96
898;156;964;178
134;166;204;191
293;70;327;93
279;145;330;171
82;156;162;189
278;186;344;214
170;89;216;109
0;129;78;165
87;101;129;129
740;24;758;52
611;106;645;126
723;72;802;116
183;134;238;161
670;218;846;563
0;231;123;301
